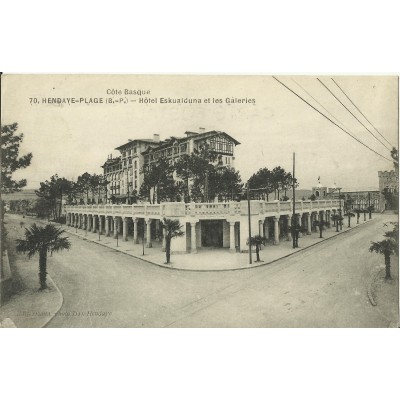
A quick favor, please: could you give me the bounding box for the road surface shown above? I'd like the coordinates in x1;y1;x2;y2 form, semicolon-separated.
41;213;397;327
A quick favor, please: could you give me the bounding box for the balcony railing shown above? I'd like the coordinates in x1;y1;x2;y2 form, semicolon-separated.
66;199;340;218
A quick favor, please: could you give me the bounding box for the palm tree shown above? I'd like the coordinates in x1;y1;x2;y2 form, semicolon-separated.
247;235;266;262
313;218;329;238
16;223;71;290
331;214;343;232
354;208;361;224
369;222;398;280
161;218;184;264
344;211;355;228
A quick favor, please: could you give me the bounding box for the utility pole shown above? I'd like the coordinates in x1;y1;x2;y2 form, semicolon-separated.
247;183;252;265
0;108;3;280
126;168;130;205
339;188;342;230
292;152;297;248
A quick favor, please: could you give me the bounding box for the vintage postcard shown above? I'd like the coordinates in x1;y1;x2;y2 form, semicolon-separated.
0;74;398;327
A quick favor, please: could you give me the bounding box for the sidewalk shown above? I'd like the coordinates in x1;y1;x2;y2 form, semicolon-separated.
0;214;63;328
64;216;375;271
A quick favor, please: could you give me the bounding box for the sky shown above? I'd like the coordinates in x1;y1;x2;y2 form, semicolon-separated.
1;74;398;191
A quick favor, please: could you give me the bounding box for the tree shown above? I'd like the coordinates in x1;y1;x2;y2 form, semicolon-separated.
1;123;33;194
391;147;398;172
309;194;316;201
36;175;73;221
247;168;273;200
344;211;355;228
161;218;184;264
354;208;361;224
175;154;193;202
331;214;343;232
369;223;398;280
313;216;329;238
188;144;217;202
76;172;92;204
367;205;374;219
247;235;266;262
139;157;177;204
1;123;33;279
16;224;71;290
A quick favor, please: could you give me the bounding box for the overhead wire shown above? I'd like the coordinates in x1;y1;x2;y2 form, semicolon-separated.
272;76;392;162
330;77;395;149
317;78;392;151
291;78;352;133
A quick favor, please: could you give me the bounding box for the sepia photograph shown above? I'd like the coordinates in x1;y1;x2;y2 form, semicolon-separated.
1;74;398;328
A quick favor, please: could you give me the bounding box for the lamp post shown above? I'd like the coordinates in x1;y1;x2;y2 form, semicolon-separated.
338;187;342;230
247;183;252;265
142;220;145;256
292;152;297;248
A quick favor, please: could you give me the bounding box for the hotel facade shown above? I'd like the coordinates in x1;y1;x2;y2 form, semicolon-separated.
101;128;240;204
66;129;340;254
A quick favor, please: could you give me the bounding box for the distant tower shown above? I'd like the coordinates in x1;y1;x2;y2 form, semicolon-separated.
312;177;328;198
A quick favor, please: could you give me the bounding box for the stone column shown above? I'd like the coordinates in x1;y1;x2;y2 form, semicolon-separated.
105;216;110;236
264;219;269;239
123;217;128;241
133;218;139;244
191;222;197;253
145;219;152;248
326;211;331;228
307;213;312;234
156;219;161;241
118;218;123;234
113;217;118;239
162;227;166;252
83;215;87;230
273;217;279;245
297;214;302;237
229;221;236;252
286;215;292;240
259;220;263;236
93;215;98;233
98;215;103;235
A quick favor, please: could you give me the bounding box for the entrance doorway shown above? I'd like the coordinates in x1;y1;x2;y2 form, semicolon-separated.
201;220;223;247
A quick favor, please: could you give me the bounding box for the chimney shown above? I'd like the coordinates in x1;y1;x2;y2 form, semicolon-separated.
153;134;160;143
199;127;205;133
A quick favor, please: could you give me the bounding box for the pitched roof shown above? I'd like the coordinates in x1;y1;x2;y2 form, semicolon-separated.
115;138;156;151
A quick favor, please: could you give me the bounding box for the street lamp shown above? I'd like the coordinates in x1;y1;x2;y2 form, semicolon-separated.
338;187;343;230
247;183;252;265
331;184;342;231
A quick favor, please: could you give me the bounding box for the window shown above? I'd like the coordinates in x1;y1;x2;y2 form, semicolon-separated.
134;160;137;169
133;146;137;154
173;146;179;154
134;171;137;179
180;144;187;153
122;151;126;158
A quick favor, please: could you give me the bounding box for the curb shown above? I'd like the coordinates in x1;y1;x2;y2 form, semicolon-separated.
367;268;382;306
42;274;64;328
65;217;376;273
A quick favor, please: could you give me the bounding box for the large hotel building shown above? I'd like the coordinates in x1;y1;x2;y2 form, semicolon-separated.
101;128;240;203
66;128;340;254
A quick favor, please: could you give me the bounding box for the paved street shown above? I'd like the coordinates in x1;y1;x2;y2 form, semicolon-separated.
38;213;397;328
